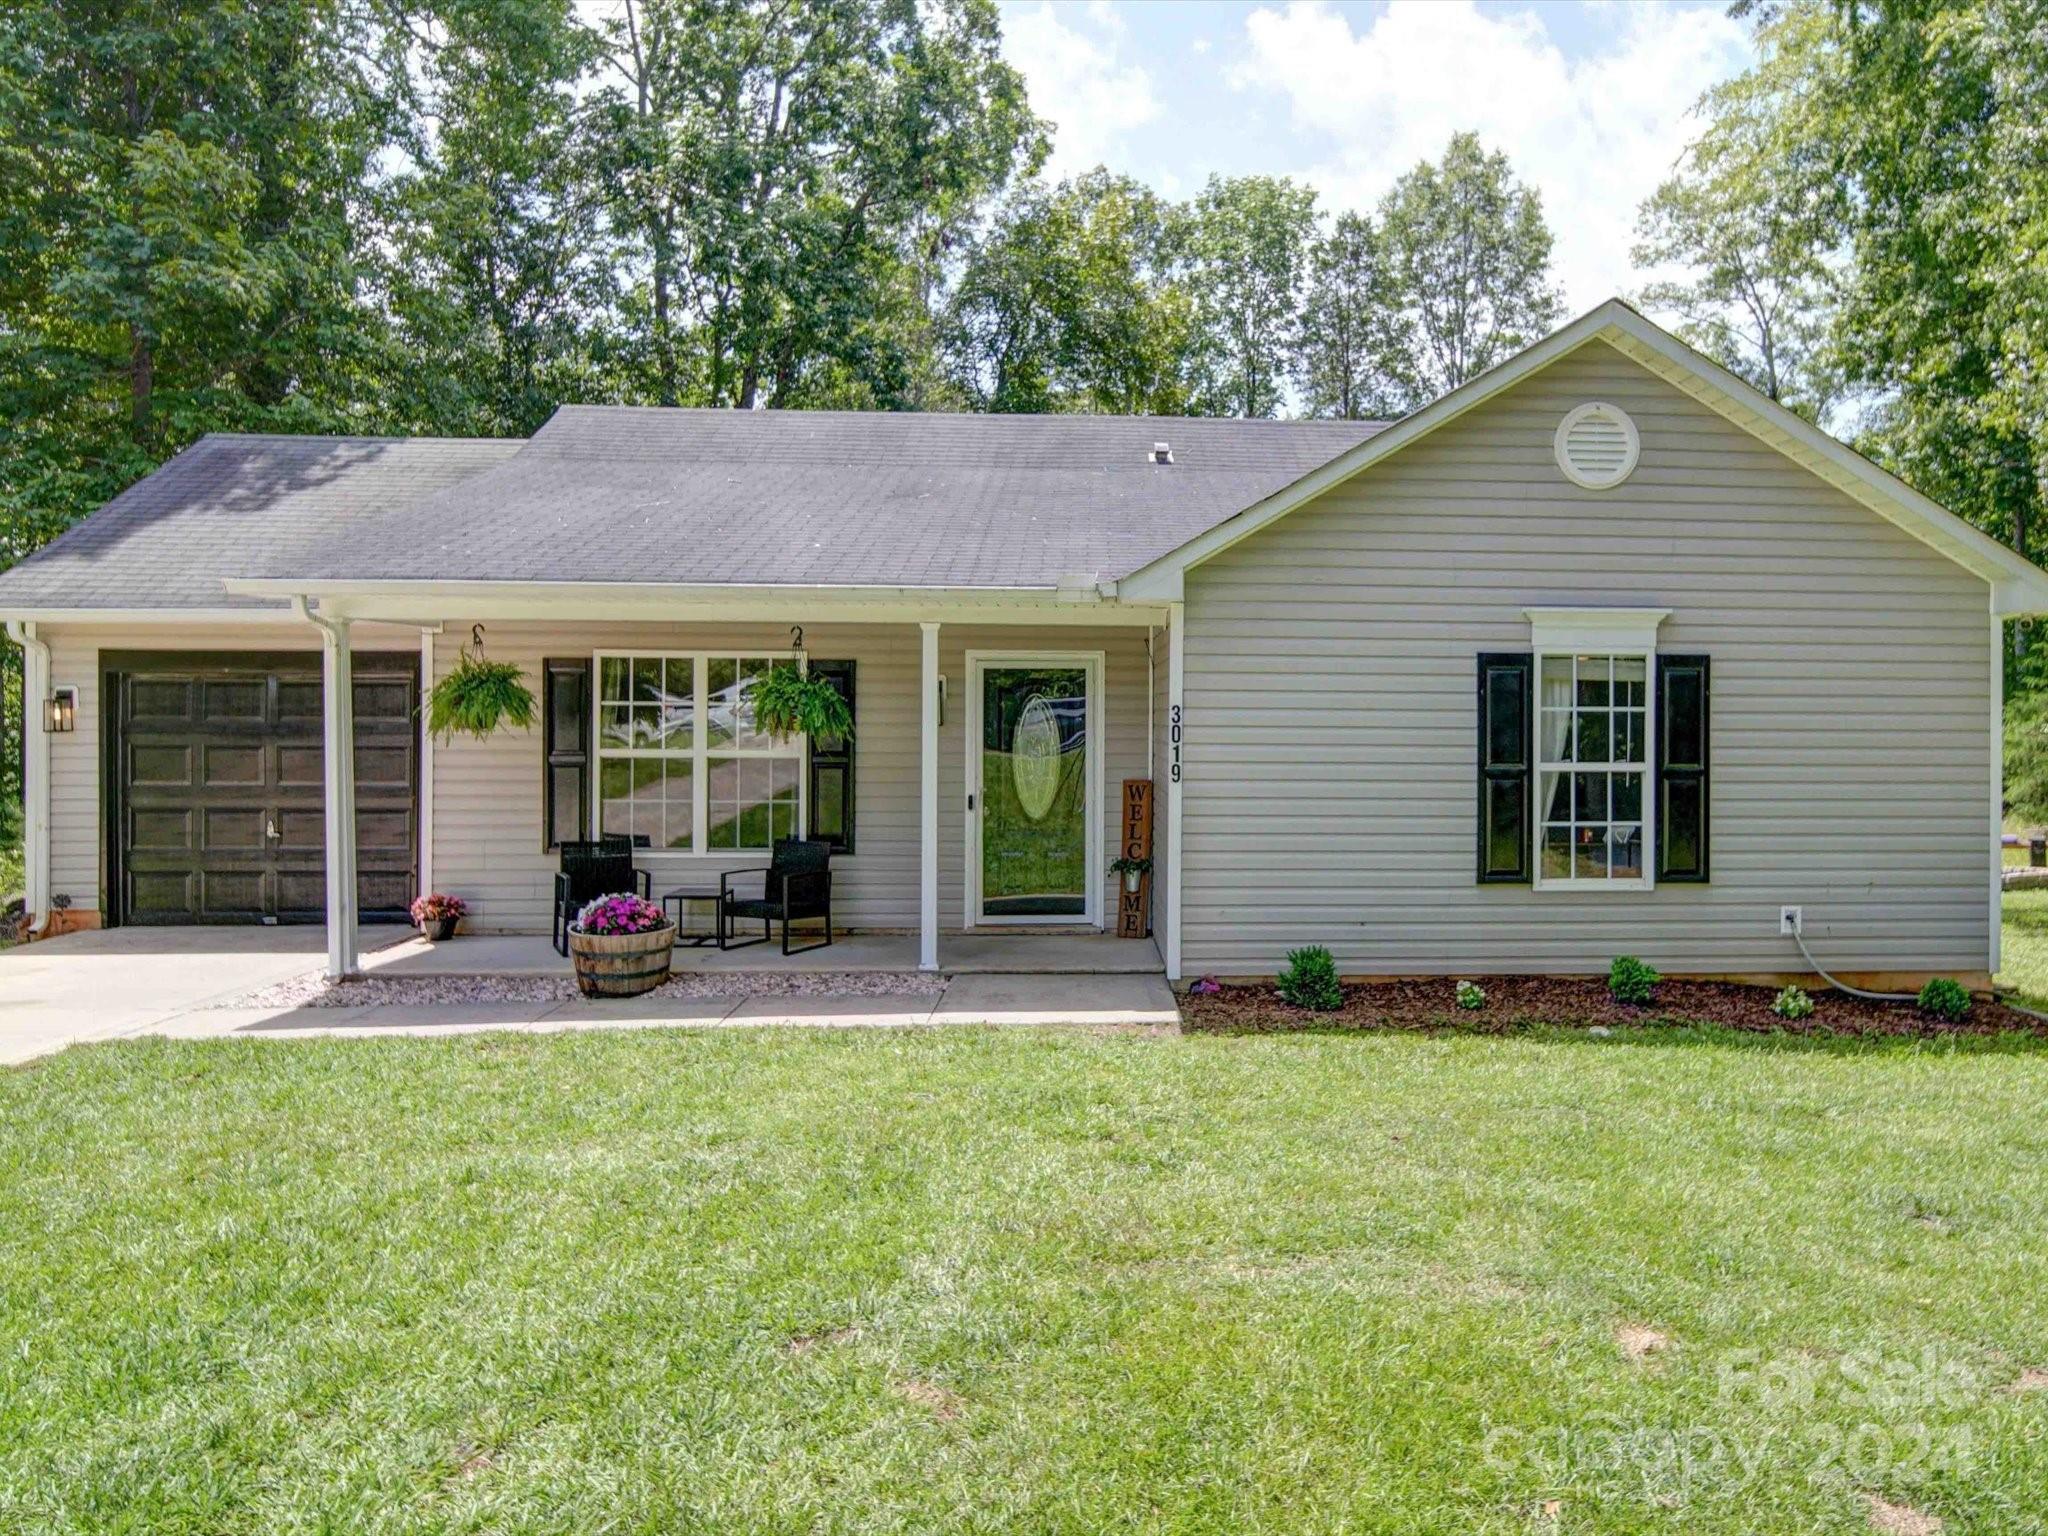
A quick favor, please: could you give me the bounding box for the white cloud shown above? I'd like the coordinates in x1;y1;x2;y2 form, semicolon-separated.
1002;1;1161;181
1233;0;1753;309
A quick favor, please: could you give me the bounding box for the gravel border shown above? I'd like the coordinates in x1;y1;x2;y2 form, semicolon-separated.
220;969;950;1011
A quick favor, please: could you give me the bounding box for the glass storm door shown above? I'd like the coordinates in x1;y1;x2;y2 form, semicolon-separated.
975;661;1094;922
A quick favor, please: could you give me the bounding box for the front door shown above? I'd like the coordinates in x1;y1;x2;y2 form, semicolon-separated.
969;655;1100;925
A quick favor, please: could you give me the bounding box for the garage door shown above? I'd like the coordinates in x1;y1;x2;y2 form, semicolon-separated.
115;656;418;925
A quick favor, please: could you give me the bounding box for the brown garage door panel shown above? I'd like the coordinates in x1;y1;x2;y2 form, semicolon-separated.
112;655;419;926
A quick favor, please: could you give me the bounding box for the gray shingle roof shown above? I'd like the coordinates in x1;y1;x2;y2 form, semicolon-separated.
0;407;1389;608
0;434;522;609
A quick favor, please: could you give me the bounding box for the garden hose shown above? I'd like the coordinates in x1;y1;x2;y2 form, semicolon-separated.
1789;927;1917;1003
1791;922;2048;1023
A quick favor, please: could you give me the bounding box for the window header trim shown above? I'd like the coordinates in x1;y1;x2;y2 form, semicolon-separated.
1523;607;1669;654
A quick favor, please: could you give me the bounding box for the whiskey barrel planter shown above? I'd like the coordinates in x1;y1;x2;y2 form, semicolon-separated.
567;922;677;998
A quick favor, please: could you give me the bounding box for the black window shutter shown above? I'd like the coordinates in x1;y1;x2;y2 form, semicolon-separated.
807;660;855;854
1476;652;1533;883
542;657;591;851
1656;654;1710;882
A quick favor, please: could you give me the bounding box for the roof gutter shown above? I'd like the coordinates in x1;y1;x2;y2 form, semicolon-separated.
4;620;54;937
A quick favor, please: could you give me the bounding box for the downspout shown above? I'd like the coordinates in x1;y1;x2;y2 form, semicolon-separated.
4;619;53;936
291;596;359;979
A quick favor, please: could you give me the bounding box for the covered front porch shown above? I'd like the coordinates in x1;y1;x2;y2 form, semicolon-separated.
223;581;1187;984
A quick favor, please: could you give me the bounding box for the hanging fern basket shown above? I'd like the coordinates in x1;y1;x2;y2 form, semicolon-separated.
751;663;854;744
428;636;537;744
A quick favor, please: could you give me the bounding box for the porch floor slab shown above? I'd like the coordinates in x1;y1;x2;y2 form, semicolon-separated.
364;931;1163;978
144;975;1176;1042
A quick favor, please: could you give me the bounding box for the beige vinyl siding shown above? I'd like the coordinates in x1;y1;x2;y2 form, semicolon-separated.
1181;340;1995;977
39;617;1150;933
37;621;420;912
430;622;915;932
430;621;1147;934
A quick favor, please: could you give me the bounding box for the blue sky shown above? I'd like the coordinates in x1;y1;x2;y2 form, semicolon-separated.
994;1;1756;310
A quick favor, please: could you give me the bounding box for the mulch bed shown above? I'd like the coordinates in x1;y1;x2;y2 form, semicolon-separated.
1179;974;2048;1038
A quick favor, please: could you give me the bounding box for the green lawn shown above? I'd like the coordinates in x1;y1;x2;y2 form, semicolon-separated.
2000;889;2048;1008
4;1025;2047;1533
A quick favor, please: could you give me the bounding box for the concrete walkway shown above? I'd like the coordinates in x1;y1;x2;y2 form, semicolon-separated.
1;927;1180;1064
154;973;1181;1044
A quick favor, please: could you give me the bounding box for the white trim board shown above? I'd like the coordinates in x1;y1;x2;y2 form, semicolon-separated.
1118;299;2048;615
962;650;1106;930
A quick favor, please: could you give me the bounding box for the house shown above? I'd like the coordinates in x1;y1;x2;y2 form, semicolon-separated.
5;300;2042;987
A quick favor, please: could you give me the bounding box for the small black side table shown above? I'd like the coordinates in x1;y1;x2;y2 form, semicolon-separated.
661;886;723;946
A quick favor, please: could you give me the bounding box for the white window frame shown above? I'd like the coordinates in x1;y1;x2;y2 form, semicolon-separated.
591;650;806;857
1525;609;1667;894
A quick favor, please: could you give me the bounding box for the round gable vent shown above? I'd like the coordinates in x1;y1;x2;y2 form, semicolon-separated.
1554;402;1639;490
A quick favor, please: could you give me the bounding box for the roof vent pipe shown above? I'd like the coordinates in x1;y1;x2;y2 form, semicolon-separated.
1152;442;1173;465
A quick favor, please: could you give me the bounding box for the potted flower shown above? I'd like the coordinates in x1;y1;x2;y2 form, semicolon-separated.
567;892;676;998
1108;854;1153;894
410;892;467;941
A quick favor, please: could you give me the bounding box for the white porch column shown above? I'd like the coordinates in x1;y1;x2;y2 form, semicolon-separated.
295;600;359;980
1164;601;1184;982
5;621;52;933
417;627;436;901
919;620;941;971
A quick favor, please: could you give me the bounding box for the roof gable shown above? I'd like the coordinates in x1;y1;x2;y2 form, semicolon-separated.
1119;299;2048;616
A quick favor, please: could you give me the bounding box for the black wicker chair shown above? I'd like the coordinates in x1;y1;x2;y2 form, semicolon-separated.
553;834;651;955
719;839;833;955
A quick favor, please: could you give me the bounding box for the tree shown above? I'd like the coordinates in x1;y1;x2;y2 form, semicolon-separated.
1633;3;1844;418
1178;174;1318;417
946;169;1196;414
0;1;396;502
377;0;621;436
1376;132;1562;400
587;0;1041;411
1294;211;1410;419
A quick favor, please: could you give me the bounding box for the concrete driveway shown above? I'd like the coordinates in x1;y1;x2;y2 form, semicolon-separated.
0;927;1181;1064
0;926;409;1065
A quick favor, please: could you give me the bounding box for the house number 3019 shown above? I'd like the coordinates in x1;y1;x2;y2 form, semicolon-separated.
1169;704;1183;783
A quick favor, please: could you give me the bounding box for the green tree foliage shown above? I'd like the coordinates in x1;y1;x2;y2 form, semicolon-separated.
945;169;1195;414
0;0;398;535
1647;0;2048;784
1376;132;1563;401
585;0;1041;412
1632;3;1843;418
1294;210;1410;420
377;0;622;437
1178;174;1320;418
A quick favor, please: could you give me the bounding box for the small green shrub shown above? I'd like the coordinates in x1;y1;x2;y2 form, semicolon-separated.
1277;945;1342;1011
1916;977;1971;1022
1454;979;1486;1011
1608;956;1660;1006
1771;985;1814;1020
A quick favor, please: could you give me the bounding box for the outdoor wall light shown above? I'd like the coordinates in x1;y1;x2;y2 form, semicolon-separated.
44;686;76;733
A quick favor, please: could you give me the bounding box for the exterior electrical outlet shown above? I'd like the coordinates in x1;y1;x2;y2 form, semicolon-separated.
1780;906;1803;936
